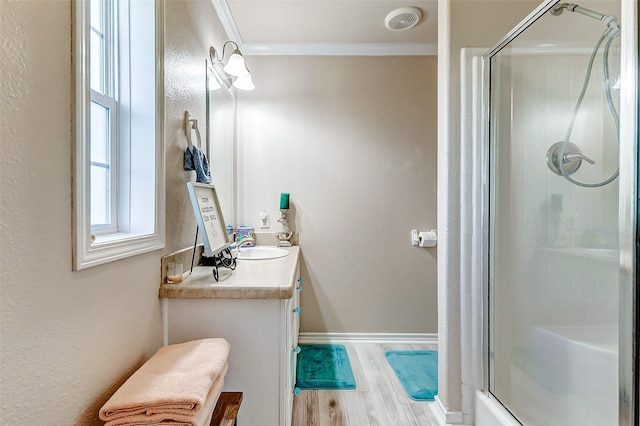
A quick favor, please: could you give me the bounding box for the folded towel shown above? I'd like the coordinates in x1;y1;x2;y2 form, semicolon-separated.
99;338;230;422
184;146;212;183
103;364;227;426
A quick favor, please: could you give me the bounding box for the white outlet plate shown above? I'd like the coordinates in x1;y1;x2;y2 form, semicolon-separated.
259;211;270;228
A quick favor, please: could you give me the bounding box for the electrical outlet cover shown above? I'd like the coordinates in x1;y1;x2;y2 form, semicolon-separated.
259;211;270;228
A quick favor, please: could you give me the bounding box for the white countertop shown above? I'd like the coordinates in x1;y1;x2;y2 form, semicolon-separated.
159;246;300;299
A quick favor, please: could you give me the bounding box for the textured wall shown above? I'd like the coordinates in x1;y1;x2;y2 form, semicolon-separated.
0;0;224;424
237;56;439;334
0;1;161;424
164;0;230;252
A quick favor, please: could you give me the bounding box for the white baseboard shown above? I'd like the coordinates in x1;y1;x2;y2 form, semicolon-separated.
434;395;465;425
298;332;438;345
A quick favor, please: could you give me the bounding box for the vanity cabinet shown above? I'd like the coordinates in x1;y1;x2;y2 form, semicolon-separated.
159;247;301;426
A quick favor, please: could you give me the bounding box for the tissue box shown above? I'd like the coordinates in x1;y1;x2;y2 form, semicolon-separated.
236;226;255;246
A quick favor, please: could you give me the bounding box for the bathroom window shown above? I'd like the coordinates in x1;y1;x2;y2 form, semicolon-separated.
89;0;117;232
73;0;165;270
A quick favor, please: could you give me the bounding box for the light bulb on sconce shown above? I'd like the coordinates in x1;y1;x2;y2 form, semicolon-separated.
233;73;255;91
210;42;255;91
223;49;249;76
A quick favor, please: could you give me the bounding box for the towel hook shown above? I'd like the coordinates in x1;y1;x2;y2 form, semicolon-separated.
184;111;201;153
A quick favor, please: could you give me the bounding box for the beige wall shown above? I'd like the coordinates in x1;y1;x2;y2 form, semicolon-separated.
237;56;438;333
165;0;230;251
0;0;224;424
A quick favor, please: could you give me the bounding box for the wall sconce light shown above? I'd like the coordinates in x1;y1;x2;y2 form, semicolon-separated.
210;41;255;91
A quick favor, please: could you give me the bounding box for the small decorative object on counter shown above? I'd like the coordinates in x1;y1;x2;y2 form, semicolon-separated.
186;182;235;281
276;193;293;247
279;192;290;210
167;262;184;283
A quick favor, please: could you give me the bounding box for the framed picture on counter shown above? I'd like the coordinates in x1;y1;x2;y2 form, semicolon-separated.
186;182;232;256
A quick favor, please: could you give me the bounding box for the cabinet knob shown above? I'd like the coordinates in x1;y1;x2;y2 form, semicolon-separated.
294;387;301;395
293;307;301;314
294;345;301;354
296;284;303;291
297;277;303;283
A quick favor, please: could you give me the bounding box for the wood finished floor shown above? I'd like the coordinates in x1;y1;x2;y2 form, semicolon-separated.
292;342;440;426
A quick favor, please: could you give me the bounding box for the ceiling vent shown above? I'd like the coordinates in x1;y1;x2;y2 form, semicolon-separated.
385;7;423;31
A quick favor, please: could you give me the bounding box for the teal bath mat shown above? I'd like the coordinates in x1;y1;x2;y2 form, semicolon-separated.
385;350;438;400
296;344;356;390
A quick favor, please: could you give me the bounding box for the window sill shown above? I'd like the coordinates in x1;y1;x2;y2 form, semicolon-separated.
93;231;147;244
75;232;165;270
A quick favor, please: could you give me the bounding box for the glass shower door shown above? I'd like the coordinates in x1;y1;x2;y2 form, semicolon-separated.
487;2;621;424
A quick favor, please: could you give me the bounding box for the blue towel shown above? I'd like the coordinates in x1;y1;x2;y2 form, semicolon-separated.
184;146;212;183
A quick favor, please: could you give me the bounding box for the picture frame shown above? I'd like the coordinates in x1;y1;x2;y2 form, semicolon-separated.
186;182;232;256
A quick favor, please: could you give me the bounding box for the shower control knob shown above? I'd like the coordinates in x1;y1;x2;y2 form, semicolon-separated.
546;141;596;176
564;152;595;165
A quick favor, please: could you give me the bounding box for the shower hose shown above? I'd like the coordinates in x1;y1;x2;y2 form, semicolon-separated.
558;16;621;187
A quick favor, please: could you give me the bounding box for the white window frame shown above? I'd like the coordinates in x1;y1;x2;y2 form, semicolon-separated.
73;0;165;270
90;89;119;233
89;0;119;232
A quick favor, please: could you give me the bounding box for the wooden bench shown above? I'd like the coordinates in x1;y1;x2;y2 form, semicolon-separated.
210;392;243;426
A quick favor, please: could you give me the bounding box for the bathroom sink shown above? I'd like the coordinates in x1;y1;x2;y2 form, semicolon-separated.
237;247;289;260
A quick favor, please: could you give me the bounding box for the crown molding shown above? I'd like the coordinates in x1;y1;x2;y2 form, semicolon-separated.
211;0;243;44
211;0;436;56
242;42;437;56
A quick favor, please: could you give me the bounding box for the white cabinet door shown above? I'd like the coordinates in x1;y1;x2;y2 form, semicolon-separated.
281;266;301;426
168;298;282;426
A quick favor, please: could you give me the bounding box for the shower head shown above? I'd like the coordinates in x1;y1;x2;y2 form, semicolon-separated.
550;3;567;16
552;3;597;19
551;3;619;28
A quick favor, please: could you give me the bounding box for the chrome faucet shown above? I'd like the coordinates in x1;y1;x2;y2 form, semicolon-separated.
237;238;255;248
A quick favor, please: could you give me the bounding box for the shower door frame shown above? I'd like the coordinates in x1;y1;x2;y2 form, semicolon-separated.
478;0;638;424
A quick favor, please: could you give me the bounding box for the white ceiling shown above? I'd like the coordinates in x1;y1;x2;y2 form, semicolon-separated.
212;0;438;56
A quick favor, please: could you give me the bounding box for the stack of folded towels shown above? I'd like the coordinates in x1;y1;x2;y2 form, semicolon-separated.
99;338;230;426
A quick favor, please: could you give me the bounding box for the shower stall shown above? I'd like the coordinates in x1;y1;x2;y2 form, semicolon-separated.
472;0;637;424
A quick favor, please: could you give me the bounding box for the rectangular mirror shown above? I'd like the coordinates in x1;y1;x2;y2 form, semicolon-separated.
206;60;236;228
